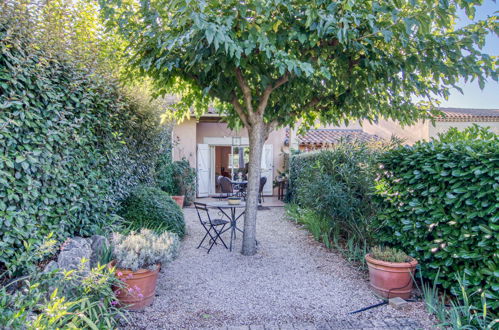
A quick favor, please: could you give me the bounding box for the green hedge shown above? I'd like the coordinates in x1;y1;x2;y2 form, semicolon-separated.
374;127;498;309
119;186;185;237
289;142;385;247
0;21;168;274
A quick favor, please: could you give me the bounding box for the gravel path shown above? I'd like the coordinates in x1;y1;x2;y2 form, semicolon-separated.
126;207;433;329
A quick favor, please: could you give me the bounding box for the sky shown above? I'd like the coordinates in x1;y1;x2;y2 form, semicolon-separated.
440;0;498;109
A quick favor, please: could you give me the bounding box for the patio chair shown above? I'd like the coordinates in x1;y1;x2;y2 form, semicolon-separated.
259;176;267;204
194;202;229;253
215;175;224;200
219;176;235;198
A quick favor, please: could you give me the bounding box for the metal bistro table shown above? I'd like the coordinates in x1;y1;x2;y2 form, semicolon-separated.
207;201;245;252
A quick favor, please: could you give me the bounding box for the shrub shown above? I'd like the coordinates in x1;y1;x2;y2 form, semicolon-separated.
374;126;498;309
155;156;196;206
421;272;497;329
172;159;196;205
112;229;180;271
286;204;332;249
289;141;389;252
0;12;169;274
369;246;411;263
0;260;125;329
155;153;177;196
119;186;185;237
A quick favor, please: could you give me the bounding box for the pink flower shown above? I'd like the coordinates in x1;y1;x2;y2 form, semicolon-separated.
117;271;123;277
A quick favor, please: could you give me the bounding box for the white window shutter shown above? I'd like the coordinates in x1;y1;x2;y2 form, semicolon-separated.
197;144;210;197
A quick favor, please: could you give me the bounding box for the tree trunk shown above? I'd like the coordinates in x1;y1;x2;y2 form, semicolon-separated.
241;121;266;256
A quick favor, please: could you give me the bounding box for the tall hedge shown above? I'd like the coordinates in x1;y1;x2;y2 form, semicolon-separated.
0;22;168;272
374;128;498;309
289;142;385;245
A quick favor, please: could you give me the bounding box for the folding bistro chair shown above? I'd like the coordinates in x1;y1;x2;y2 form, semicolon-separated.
258;176;267;204
194;202;229;253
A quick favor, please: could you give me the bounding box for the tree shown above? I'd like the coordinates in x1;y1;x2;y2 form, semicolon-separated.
100;0;497;255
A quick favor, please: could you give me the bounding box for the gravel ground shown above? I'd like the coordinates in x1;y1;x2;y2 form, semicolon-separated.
126;207;435;329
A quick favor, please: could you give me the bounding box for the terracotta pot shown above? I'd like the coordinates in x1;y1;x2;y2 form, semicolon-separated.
171;195;185;208
365;254;418;299
109;261;160;310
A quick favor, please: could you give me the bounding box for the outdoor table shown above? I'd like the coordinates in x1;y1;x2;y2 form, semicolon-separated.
230;180;248;199
206;201;245;252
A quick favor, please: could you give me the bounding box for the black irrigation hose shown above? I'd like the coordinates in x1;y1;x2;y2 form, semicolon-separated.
349;277;415;314
349;301;387;314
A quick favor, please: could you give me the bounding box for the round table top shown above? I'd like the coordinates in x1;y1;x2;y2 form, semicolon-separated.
206;201;246;209
230;180;248;185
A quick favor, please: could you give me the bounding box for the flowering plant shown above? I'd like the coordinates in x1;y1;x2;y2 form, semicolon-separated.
111;229;180;271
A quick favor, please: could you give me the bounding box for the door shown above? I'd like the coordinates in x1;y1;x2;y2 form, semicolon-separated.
197;144;210;197
260;144;273;196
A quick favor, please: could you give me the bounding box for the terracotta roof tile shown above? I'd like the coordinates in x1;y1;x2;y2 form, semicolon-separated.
436;108;499;122
297;129;381;145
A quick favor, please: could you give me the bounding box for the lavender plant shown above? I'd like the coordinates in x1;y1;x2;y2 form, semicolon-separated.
112;229;180;271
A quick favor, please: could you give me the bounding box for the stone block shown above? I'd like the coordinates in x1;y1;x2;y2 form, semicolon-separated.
388;297;408;310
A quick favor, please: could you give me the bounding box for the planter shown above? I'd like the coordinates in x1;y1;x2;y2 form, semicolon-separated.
365;254;418;299
171;195;185;208
109;261;160;310
228;197;241;205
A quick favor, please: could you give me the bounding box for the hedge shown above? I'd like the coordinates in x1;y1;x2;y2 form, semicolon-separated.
374;128;498;309
0;21;169;274
119;186;186;237
289;141;387;247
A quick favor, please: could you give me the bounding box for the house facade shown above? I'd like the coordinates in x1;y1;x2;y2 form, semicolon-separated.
173;107;498;197
363;108;499;144
172;113;288;197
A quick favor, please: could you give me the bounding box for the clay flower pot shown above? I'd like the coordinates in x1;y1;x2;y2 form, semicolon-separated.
171;195;185;208
109;261;160;310
365;254;418;299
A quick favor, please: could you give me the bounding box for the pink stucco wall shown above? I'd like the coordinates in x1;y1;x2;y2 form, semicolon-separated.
362;119;429;145
173;119;287;195
172;119;197;166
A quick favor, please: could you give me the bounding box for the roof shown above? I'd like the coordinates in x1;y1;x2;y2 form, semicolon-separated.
296;129;381;146
436;108;499;122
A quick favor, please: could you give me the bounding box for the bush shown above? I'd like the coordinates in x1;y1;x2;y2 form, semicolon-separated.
172;159;196;205
374;126;498;309
119;186;185;237
155;156;196;206
112;229;180;271
155;153;178;196
0;261;125;329
289;141;389;253
0;12;169;274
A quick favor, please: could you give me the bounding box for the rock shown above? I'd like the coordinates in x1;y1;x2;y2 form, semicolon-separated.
43;260;58;273
57;236;92;273
90;235;110;268
389;297;408;310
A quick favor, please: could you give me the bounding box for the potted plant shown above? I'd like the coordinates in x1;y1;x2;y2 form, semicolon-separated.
171;195;185;208
365;246;418;299
109;229;180;310
228;196;241;205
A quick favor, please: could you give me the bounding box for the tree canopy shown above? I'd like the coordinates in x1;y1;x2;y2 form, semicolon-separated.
101;0;497;129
